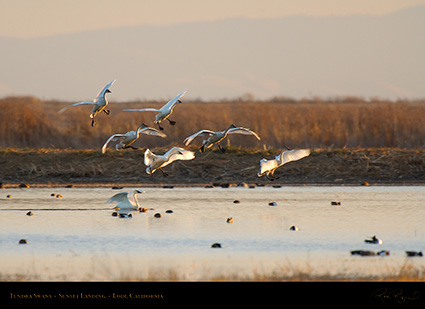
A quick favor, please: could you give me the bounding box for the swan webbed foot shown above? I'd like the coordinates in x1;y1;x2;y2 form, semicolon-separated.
104;109;110;115
167;119;176;125
91;119;95;127
218;144;226;153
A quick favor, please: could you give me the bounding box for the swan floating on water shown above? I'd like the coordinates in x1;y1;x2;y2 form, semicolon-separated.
58;79;116;127
101;123;166;154
258;148;310;180
123;89;186;130
144;146;195;176
183;124;260;153
107;189;143;211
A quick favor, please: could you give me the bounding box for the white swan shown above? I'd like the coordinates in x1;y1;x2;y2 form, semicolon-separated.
258;148;310;180
101;123;166;154
107;189;143;211
59;79;116;127
144;146;195;176
183;124;261;152
123;89;186;130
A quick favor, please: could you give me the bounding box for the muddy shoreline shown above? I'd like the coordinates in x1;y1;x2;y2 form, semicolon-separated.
1;147;424;188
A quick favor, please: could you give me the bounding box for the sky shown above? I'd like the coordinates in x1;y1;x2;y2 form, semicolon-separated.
1;0;424;101
1;0;425;38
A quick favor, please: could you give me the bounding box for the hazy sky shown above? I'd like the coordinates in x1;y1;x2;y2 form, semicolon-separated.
2;0;425;38
1;0;424;101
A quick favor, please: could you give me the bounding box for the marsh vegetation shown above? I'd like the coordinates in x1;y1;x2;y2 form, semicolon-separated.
1;96;424;150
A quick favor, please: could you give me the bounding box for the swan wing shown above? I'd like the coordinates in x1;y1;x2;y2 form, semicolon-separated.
58;101;95;113
183;130;215;145
160;89;186;111
138;127;167;137
227;127;261;140
102;134;125;154
162;147;195;167
144;149;158;166
259;158;278;175
277;149;310;167
96;79;116;97
106;191;130;204
128;190;143;206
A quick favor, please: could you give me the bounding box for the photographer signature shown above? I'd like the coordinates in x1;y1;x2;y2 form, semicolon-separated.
371;288;420;304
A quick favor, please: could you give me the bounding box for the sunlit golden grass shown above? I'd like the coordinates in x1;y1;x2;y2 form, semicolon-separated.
1;96;424;149
2;259;424;281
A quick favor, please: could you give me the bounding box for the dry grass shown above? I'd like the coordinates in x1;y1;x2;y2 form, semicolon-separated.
1;96;425;149
2;259;424;282
1;96;424;185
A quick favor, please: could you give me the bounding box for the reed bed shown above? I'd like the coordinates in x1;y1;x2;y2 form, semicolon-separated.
1;96;425;149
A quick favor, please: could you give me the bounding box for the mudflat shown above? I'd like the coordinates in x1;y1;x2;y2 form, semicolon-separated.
1;147;424;187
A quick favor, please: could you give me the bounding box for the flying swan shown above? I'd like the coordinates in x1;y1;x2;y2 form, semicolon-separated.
144;146;195;176
183;124;261;152
123;89;186;130
258;148;310;180
107;189;144;211
58;79;116;127
101;123;166;154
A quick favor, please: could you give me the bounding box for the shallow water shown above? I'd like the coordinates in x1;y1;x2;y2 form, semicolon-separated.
1;186;424;280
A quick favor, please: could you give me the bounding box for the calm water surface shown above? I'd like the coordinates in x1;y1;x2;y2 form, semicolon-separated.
0;186;424;280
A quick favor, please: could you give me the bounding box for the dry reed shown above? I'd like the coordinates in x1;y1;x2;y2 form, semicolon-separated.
1;96;424;149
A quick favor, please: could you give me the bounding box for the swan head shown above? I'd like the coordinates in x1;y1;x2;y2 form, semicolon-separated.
106;89;111;93
137;123;148;130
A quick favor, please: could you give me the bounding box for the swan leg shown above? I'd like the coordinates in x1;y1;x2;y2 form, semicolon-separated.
160;169;168;177
167;118;176;125
265;173;274;181
91;118;95;127
200;145;205;153
270;171;280;180
218;144;226;153
157;123;164;131
104;109;110;115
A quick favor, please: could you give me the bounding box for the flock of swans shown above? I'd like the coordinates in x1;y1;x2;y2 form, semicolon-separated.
58;80;311;179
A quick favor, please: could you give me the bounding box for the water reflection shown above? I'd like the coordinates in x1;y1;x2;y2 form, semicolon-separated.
0;186;424;280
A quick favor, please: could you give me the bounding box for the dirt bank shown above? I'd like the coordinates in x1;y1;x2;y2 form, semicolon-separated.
0;147;424;188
